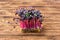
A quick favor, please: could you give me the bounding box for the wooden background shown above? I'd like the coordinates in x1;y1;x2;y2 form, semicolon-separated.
0;0;60;40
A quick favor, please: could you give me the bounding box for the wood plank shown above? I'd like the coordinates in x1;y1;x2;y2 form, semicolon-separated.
0;36;59;40
0;36;54;40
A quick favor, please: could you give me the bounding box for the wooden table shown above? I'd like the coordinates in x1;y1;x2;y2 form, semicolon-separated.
0;0;60;40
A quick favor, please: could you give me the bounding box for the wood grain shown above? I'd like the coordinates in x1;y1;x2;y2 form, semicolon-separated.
0;0;60;40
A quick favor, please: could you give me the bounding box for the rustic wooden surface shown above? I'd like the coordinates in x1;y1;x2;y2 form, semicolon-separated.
0;0;60;40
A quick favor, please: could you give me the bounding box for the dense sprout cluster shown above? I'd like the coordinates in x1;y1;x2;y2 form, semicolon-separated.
16;8;42;20
16;8;43;31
